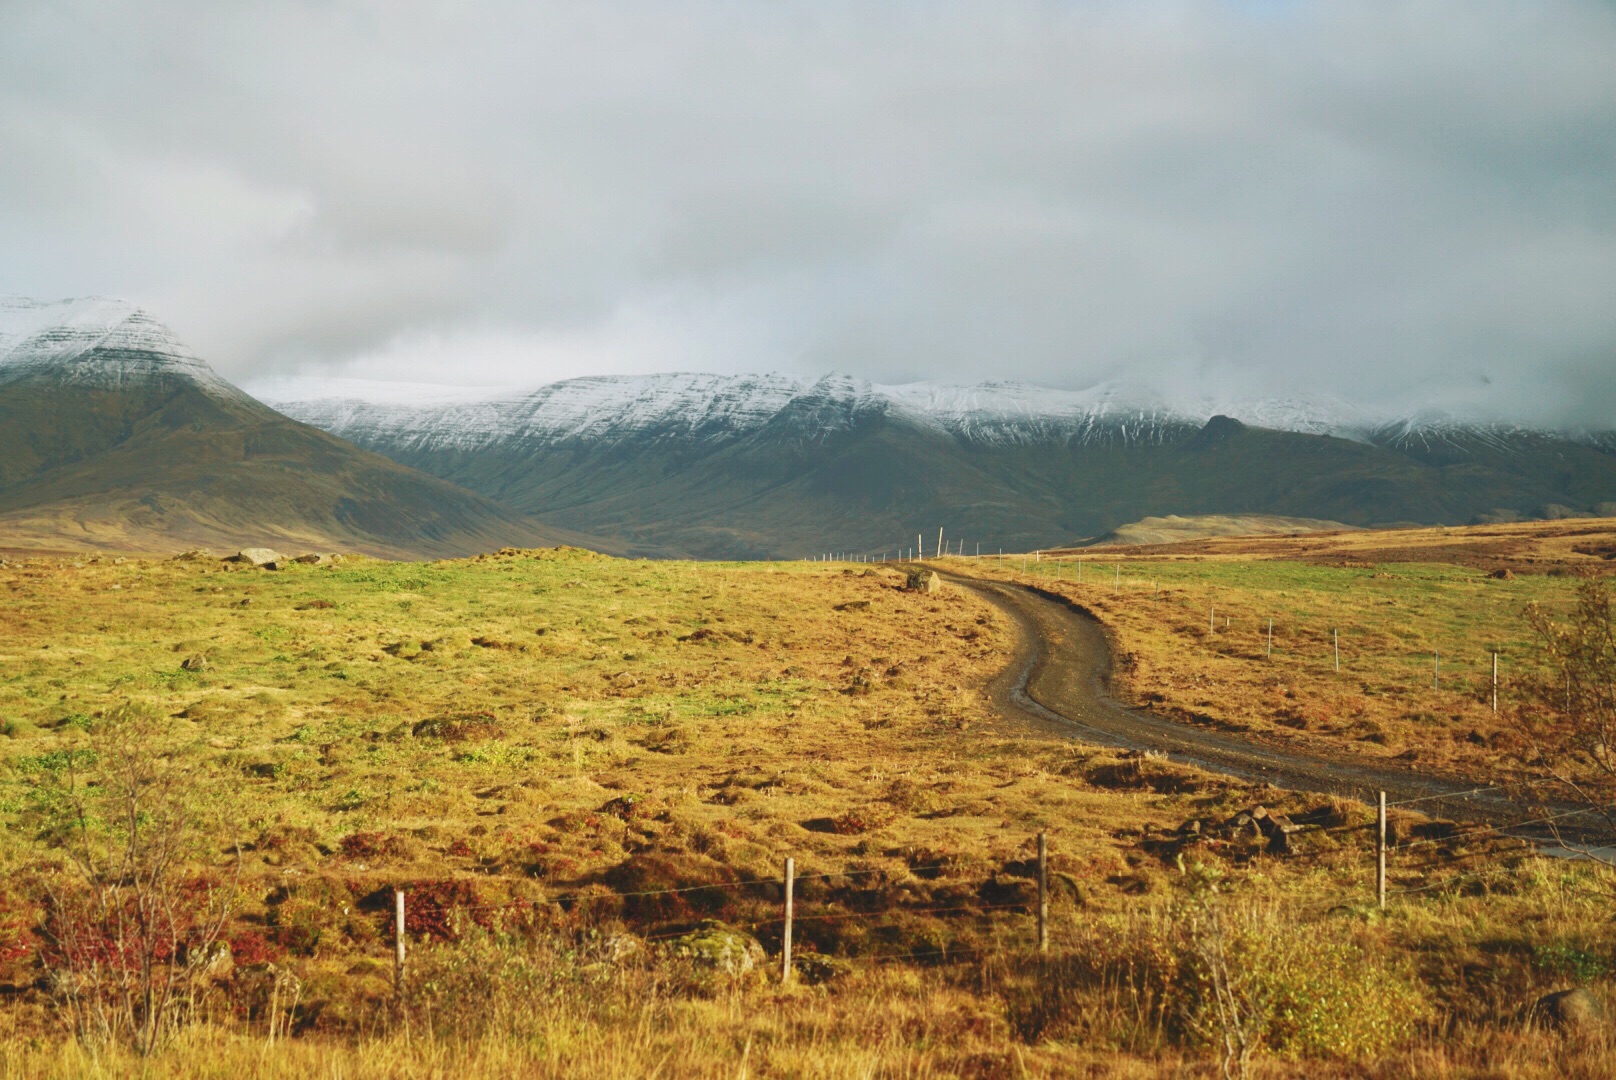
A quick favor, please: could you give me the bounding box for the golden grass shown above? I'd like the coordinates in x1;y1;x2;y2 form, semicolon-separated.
0;532;1614;1074
956;518;1616;783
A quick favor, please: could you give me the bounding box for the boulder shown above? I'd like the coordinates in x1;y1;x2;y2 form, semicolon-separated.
904;569;943;594
1535;987;1605;1031
228;548;282;568
668;921;765;975
1258;812;1296;838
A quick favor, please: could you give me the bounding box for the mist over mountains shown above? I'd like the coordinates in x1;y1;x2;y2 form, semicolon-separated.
263;371;1616;559
4;295;1615;560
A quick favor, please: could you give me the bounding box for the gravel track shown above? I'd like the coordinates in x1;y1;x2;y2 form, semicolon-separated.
945;570;1557;828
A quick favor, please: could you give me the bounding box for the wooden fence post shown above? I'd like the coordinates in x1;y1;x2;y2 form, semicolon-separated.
1377;792;1387;911
782;857;794;983
1037;832;1049;954
394;887;406;995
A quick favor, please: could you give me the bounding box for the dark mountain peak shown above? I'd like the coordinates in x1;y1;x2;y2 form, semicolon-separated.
1184;413;1247;450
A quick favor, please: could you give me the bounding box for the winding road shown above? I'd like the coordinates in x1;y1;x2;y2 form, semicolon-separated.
944;569;1558;828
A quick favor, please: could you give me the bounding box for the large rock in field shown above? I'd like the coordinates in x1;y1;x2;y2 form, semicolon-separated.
228;548;282;567
904;568;942;594
1535;987;1606;1031
667;921;765;975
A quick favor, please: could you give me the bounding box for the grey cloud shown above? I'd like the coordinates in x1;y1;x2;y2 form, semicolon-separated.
1;1;1614;426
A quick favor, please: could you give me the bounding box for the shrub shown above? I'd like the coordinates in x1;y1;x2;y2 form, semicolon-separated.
1008;898;1427;1063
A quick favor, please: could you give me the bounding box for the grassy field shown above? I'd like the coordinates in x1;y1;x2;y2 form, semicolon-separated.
0;533;1614;1075
959;519;1616;785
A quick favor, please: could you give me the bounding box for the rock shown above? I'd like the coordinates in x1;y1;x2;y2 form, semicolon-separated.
1490;568;1516;580
1178;818;1203;837
172;549;214;561
1265;828;1292;856
228;548;282;568
904;569;942;594
668;921;765;975
794;953;851;984
1258;812;1296;838
1535;987;1605;1031
191;940;234;982
180;654;210;672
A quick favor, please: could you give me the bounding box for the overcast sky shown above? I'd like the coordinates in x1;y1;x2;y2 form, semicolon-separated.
3;1;1614;424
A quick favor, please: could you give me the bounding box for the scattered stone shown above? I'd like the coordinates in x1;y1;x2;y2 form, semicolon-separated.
180;654;210;672
667;921;765;975
191;940;234;983
172;549;214;561
227;549;282;568
834;600;871;611
1265;828;1292;856
1258;812;1296;838
1490;568;1516;580
1177;818;1203;837
793;953;851;983
904;569;942;594
238;597;253;607
1535;987;1605;1031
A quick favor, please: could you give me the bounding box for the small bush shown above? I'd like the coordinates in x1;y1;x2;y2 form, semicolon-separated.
1008;899;1428;1061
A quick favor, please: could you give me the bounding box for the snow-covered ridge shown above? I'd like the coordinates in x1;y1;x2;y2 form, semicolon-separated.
261;370;1604;453
262;372;1187;451
0;295;242;398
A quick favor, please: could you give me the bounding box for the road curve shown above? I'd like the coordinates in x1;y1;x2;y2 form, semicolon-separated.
943;570;1539;825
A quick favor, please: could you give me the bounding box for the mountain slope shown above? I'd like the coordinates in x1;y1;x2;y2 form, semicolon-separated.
265;373;1616;558
0;297;605;558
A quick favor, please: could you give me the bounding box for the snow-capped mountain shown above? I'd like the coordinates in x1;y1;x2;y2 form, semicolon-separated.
258;370;1589;454
259;372;1268;451
6;293;1614;560
0;296;594;557
255;370;1616;559
0;295;246;400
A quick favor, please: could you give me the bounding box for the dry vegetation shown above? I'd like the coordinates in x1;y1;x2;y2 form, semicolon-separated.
0;530;1613;1075
965;519;1616;785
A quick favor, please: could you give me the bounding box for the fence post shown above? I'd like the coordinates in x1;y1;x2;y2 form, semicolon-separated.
782;857;795;983
1037;832;1049;954
1376;792;1387;911
394;887;406;995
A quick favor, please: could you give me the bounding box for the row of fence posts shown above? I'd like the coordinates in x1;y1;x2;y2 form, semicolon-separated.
388;834;1054;994
384;801;1504;991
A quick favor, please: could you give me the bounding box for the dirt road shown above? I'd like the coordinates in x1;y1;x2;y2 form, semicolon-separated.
948;570;1548;825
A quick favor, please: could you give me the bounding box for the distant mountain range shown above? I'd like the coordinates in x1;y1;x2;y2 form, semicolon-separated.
263;372;1616;559
5;294;1614;560
0;297;599;557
